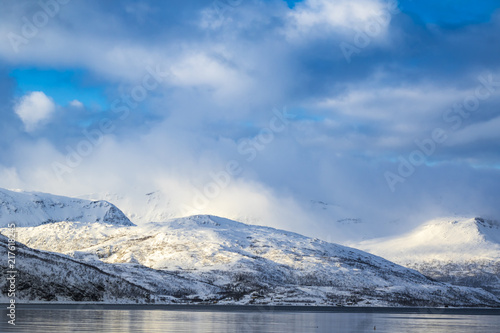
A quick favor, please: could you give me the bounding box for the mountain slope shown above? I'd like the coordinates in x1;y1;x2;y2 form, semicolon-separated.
0;188;134;227
0;234;151;303
355;217;500;297
4;215;499;306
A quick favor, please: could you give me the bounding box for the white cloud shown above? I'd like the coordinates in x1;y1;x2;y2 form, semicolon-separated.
310;82;462;151
317;85;458;120
69;99;84;108
14;91;56;132
169;51;250;99
285;0;392;40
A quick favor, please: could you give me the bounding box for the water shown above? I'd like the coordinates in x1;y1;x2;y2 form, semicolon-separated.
1;305;499;333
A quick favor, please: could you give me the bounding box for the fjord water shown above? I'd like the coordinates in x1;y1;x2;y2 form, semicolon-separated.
1;306;499;333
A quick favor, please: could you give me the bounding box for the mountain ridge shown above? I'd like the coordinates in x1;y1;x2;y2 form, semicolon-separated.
3;214;499;306
1;188;499;306
0;188;134;228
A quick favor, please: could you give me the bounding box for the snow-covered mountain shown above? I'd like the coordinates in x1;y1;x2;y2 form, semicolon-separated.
355;217;500;297
3;214;499;306
0;188;134;227
0;234;151;303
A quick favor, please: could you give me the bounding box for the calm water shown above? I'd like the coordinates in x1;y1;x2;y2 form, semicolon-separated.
1;305;499;333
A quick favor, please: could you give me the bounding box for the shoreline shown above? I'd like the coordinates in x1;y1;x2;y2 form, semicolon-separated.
2;303;499;315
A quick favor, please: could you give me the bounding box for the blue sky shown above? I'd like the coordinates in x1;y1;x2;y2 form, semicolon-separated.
399;0;500;25
10;68;108;109
0;0;500;240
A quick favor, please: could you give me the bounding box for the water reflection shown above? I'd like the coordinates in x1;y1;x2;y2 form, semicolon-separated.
0;308;499;332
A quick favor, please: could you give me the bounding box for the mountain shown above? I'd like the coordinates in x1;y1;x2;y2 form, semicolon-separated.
0;188;134;228
355;217;500;297
0;234;151;303
3;214;499;306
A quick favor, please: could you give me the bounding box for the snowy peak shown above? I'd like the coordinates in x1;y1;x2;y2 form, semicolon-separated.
0;188;134;228
355;216;500;263
165;214;265;230
474;217;500;243
416;217;500;251
353;216;500;298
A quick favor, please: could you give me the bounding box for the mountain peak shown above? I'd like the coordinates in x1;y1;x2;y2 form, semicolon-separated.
0;188;134;228
356;216;500;263
474;217;500;228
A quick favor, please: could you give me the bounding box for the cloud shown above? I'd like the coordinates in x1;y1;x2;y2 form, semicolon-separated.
284;0;394;40
0;0;500;242
69;99;84;108
169;51;251;99
14;91;56;132
446;116;500;146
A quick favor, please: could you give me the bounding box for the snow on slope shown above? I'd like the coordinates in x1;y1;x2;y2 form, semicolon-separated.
0;234;151;303
354;217;500;296
4;215;499;306
355;217;500;263
0;188;134;227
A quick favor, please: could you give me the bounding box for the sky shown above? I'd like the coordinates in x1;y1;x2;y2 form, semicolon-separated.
0;0;500;242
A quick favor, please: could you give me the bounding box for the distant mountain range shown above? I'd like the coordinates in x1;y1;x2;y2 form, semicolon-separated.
0;188;499;307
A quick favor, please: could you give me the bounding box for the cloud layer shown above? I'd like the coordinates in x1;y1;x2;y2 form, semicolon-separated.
0;0;500;242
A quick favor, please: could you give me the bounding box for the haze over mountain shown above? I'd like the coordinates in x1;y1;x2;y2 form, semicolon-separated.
77;190;418;242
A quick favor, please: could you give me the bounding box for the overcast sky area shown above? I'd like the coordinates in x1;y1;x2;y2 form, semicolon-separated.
1;0;500;242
